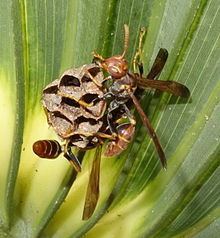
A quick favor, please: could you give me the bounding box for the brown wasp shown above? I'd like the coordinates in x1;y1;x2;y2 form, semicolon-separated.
93;24;190;169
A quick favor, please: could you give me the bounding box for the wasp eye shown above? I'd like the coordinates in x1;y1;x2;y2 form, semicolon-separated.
108;66;124;78
111;66;120;73
103;56;128;79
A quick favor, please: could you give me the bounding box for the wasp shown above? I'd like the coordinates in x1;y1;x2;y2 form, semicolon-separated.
93;24;190;169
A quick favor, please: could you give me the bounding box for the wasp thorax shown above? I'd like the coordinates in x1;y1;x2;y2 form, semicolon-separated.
103;55;128;79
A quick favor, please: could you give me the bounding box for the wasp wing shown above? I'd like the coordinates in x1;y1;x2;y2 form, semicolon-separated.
137;78;190;98
129;93;167;169
82;145;102;220
147;48;168;80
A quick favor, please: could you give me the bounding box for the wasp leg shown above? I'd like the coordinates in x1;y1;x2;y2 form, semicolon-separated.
89;91;114;108
95;132;116;140
121;104;136;126
97;91;115;102
92;51;105;62
85;69;104;88
133;27;146;75
63;141;82;172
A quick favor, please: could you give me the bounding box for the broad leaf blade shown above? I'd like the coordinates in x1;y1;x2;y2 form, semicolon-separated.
0;0;219;238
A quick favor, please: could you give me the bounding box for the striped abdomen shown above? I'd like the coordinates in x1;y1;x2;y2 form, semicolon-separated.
33;140;62;159
104;123;135;157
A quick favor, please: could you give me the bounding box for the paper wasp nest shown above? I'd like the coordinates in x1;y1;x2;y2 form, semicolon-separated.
42;64;107;149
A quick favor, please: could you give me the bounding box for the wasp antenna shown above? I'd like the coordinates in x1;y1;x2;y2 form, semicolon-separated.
121;24;129;58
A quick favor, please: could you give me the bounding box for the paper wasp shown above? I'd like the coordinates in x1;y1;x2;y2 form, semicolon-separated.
93;24;190;169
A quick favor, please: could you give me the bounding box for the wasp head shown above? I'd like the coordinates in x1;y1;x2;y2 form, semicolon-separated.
100;55;128;79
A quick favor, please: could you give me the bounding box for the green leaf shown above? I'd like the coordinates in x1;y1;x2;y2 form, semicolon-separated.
0;0;219;237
